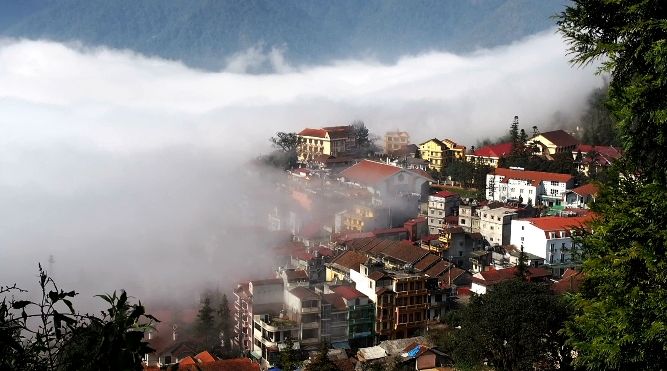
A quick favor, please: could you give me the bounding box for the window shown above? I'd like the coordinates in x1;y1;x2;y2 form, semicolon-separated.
520;189;524;194
521;226;524;230
529;189;533;194
520;237;524;242
551;181;559;186
460;219;466;224
369;281;373;288
550;244;555;253
459;251;463;257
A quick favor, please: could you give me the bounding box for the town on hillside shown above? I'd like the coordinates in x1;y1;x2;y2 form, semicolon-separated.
143;119;615;370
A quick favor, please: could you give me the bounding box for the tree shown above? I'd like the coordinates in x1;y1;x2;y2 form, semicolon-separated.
351;120;378;156
195;296;217;351
0;265;157;371
509;115;520;153
451;280;572;371
304;341;340;371
217;294;232;354
279;336;301;371
270;132;299;152
558;2;667;369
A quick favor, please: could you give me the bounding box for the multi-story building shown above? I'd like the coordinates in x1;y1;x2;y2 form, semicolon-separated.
486;167;575;207
285;287;321;349
419;139;447;171
510;215;593;277
384;131;410;154
465;142;512;168
351;265;433;341
436;226;485;268
563;183;598;209
442;139;466;161
418;138;465;172
527;129;579;157
335;205;391;233
233;278;284;354
297;125;356;162
331;286;375;348
427;191;460;234
458;205;518;246
251;313;299;368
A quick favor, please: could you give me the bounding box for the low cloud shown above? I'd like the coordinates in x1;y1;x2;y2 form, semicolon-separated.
0;30;601;306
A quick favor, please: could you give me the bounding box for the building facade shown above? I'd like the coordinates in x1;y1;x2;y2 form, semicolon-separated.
384;131;410;154
427;191;460;234
297;126;356;162
509;215;592;277
486;167;575;207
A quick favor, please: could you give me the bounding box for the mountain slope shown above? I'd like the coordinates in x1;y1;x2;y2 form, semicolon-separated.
0;0;565;70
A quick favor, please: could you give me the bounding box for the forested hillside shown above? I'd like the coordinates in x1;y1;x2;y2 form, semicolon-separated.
0;0;564;70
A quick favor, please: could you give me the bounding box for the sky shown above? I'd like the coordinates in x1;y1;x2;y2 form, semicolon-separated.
0;29;602;308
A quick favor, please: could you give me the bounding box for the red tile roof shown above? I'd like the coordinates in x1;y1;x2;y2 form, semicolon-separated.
330;250;368;271
284;270;309;282
536;130;580;147
251;278;284;286
194;351;217;364
471;142;513;158
413;253;441;271
322;293;347;311
576;144;622;158
424;260;451;278
176;358;260;371
298;128;327;138
569;183;599;197
493;167;573;186
473;267;551;286
523;215;594;232
368;270;392;281
323;125;354;139
289;286;319;301
340;160;402;185
552;268;584;294
433;190;457;198
408;168;435;181
332;285;367;301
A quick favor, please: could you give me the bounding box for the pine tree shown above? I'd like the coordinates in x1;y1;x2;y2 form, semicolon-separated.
217;294;232;353
509;115;520;153
558;1;667;369
195;296;217;351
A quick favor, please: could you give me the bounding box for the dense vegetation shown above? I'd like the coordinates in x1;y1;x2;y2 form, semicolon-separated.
0;0;563;70
0;266;156;370
557;0;667;369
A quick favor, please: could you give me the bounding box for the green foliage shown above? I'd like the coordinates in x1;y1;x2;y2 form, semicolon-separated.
579;83;619;146
195;296;217;351
351;120;379;157
304;342;340;371
563;168;667;369
271;132;299;153
558;0;667;184
452;280;572;371
442;158;492;197
217;294;232;353
0;265;157;371
557;1;667;369
279;336;301;371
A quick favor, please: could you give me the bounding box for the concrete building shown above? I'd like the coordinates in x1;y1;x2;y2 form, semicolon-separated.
384;131;410;154
351;265;432;341
234;278;285;355
418;138;466;172
486;167;575;207
285;287;321;349
510;215;593;277
427;191;460;234
465;142;513;168
527;129;579;157
297;126;356;162
564;183;598;209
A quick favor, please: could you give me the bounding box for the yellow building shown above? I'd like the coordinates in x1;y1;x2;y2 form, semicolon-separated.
341;206;375;232
419;138;446;171
418;138;465;171
297;126;356;162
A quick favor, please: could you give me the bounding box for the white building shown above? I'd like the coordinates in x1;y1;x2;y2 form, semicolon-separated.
477;206;518;246
486;167;575;207
427;190;460;234
509;215;593;277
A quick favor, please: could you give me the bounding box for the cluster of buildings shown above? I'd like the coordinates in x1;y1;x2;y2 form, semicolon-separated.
226;124;613;369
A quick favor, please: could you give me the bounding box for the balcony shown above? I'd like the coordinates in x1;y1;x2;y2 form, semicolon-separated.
300;306;320;314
